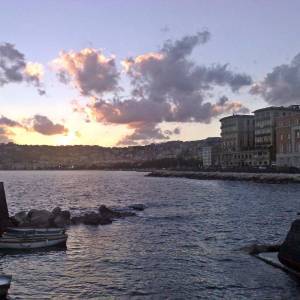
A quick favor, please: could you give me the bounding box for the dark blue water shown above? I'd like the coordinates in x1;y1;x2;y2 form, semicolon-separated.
0;170;300;299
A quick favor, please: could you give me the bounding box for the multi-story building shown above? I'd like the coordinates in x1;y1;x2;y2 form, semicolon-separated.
202;139;222;167
219;105;300;168
253;105;300;165
276;114;300;168
220;115;255;167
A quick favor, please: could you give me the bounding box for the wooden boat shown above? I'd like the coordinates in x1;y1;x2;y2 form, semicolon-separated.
0;275;12;297
0;183;68;250
5;227;65;236
0;233;68;250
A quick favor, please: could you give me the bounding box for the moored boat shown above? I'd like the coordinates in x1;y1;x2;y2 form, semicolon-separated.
5;227;65;236
0;275;12;298
0;233;68;250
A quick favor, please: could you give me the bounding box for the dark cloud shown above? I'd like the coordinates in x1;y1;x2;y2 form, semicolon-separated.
0;114;68;143
54;48;120;97
0;115;23;127
118;123;171;146
0;43;25;85
87;32;251;145
250;53;300;105
30;115;68;135
0;43;45;94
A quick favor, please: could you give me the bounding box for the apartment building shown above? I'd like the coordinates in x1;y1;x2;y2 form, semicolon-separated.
220;115;255;167
219;105;300;168
276;114;300;168
253;105;300;165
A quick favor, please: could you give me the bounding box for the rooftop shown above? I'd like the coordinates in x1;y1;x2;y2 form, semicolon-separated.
220;114;254;122
253;105;300;113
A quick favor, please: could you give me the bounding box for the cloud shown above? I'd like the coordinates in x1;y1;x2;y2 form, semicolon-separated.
0;43;45;94
0;113;69;143
53;48;120;97
250;53;300;105
118;122;171;146
0;115;23;143
85;32;251;145
0;115;23;128
0;127;14;143
29;115;68;135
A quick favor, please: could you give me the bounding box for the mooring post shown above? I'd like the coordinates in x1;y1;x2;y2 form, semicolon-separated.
0;182;9;234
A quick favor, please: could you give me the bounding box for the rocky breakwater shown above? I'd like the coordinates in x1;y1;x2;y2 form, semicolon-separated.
10;204;146;228
147;171;300;184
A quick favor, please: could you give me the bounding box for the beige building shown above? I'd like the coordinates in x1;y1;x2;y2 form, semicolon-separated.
276;114;300;168
253;105;300;165
220;115;255;167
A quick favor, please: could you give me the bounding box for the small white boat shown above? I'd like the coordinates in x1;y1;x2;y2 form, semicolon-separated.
0;275;12;297
0;233;68;249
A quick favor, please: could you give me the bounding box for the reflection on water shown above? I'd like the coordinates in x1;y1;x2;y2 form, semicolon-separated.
0;171;299;299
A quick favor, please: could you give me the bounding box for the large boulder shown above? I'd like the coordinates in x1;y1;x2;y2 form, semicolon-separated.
278;219;300;271
52;210;71;227
10;211;28;227
27;209;52;228
71;216;84;225
99;205;136;219
52;207;62;217
83;212;112;225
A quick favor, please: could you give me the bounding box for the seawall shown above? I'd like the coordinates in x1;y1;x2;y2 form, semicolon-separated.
146;171;300;184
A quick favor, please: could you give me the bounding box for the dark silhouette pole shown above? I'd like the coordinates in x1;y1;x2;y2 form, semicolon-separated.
0;182;9;234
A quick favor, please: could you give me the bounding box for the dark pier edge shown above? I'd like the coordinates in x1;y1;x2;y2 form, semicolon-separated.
0;182;9;234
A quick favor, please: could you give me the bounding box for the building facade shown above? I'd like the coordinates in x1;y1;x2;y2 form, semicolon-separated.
220;115;255;167
219;105;300;168
202;145;221;167
276;114;300;168
253;105;300;165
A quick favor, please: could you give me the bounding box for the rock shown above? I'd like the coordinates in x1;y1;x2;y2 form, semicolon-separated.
116;210;136;217
52;212;71;227
83;212;112;225
60;210;71;220
27;209;52;228
99;205;120;219
99;205;136;219
71;216;84;225
129;204;146;211
49;209;71;228
243;243;281;255
52;207;62;217
10;211;28;227
278;219;300;271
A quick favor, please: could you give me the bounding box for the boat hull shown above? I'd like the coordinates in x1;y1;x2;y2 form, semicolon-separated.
0;235;67;249
6;227;65;236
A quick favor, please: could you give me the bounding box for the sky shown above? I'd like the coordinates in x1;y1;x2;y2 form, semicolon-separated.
1;0;300;146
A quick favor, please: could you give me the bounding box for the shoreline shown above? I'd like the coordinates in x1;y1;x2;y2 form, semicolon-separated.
146;170;300;184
